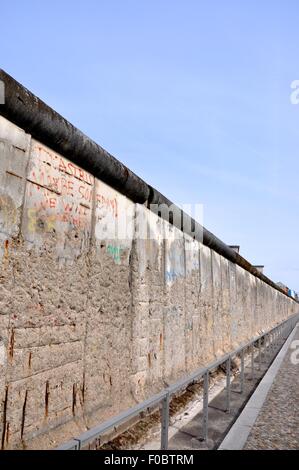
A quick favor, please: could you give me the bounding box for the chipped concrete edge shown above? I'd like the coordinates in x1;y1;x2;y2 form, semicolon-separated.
218;322;299;451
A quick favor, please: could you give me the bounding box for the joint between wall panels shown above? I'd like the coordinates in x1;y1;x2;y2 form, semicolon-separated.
18;136;33;239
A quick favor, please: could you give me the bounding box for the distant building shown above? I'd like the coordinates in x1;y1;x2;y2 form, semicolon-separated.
254;265;264;274
277;282;298;299
276;282;289;294
288;289;297;300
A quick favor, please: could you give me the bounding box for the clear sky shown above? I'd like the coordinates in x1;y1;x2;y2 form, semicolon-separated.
1;0;298;291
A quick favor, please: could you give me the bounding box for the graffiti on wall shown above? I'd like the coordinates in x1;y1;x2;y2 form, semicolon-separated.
26;183;91;232
96;192;118;219
94;180;134;263
165;238;185;284
24;142;94;235
106;244;123;264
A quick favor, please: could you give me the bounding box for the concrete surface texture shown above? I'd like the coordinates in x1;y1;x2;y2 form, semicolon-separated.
0;115;297;449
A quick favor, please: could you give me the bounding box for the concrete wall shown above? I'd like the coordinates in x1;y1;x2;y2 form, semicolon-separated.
0;115;297;449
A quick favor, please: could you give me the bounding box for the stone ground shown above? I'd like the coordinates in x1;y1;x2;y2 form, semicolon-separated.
244;328;299;450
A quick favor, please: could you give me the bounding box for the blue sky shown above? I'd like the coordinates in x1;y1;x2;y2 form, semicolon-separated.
1;0;299;291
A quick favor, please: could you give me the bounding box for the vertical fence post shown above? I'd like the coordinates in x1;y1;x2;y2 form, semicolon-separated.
267;334;270;361
240;349;245;393
202;371;209;442
258;338;262;370
226;357;231;413
161;394;170;450
251;343;254;380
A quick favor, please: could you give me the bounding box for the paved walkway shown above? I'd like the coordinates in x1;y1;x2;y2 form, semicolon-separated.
244;327;299;450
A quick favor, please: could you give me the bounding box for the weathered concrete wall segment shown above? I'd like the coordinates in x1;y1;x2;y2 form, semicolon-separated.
0;116;297;449
0;69;291;298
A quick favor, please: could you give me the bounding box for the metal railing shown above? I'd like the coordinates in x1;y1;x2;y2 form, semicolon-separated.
56;313;299;450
